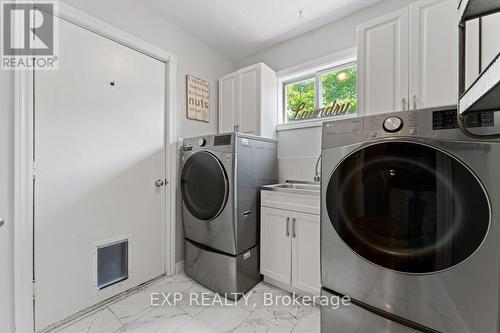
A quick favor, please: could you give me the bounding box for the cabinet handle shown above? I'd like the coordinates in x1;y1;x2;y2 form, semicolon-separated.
292;218;296;238
286;217;290;237
234;125;240;132
402;98;407;111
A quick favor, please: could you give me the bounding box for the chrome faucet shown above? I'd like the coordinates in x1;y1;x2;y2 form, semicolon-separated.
314;154;321;182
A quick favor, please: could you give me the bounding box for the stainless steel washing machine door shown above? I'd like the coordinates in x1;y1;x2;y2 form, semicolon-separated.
321;138;498;332
181;150;229;221
180;150;237;255
325;140;490;274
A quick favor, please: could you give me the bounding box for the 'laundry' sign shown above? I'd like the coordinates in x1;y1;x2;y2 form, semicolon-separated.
290;100;352;120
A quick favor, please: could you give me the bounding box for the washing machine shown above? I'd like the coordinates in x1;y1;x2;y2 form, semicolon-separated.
181;132;277;297
321;106;500;332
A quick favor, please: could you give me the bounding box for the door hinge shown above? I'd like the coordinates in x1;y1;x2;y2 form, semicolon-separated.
32;283;36;300
32;163;37;181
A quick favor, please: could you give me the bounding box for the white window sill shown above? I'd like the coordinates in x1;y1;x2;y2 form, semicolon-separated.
276;114;358;131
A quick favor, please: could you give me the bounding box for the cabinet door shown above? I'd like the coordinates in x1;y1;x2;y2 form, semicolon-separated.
357;8;409;115
219;73;237;133
260;207;291;285
410;0;457;109
238;65;260;134
291;212;320;295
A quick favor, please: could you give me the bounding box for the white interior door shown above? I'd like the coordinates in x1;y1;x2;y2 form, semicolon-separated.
291;212;320;295
357;7;410;115
34;17;166;330
260;207;291;285
409;0;457;109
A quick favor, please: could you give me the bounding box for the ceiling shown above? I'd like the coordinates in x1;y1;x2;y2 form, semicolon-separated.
143;0;381;61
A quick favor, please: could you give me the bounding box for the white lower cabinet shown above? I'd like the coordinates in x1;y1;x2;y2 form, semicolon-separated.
260;205;320;295
260;207;292;284
291;212;321;295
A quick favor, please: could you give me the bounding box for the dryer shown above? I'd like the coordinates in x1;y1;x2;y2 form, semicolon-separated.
321;107;500;332
181;133;277;297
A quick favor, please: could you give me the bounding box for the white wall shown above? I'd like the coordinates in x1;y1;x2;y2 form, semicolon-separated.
0;4;234;326
0;72;14;333
236;0;416;182
61;0;234;138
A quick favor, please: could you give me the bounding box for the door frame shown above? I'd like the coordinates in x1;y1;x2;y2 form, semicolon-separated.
13;3;178;332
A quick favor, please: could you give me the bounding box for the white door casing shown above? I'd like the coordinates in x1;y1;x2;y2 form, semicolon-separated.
291;212;320;295
357;7;410;115
260;207;291;285
410;0;457;109
14;3;177;333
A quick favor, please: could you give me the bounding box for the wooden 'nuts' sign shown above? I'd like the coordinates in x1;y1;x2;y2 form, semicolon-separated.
186;75;210;122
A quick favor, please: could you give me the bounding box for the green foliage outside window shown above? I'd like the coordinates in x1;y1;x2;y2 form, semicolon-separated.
286;66;357;122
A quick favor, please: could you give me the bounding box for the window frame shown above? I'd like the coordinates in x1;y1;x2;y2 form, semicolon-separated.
276;49;358;130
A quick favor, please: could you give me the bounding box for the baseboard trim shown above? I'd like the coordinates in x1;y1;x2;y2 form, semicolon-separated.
175;260;184;274
39;273;166;333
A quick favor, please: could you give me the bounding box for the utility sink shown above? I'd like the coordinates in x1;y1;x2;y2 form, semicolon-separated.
261;182;320;196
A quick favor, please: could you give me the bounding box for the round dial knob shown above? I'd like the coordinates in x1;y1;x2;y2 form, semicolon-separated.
198;138;206;147
383;117;403;133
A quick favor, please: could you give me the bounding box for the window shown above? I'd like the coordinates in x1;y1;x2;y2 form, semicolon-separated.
283;63;357;122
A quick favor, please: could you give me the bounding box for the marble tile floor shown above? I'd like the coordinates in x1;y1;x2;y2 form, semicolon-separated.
51;273;320;333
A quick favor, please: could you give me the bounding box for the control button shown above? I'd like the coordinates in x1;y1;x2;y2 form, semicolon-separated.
409;128;418;135
383;117;403;133
198;138;206;147
368;130;377;139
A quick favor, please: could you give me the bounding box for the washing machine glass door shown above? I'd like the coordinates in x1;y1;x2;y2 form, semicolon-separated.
326;141;490;274
181;151;229;221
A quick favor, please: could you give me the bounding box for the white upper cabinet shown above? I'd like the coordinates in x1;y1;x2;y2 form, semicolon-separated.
218;63;277;138
219;72;238;133
357;0;457;115
410;0;457;109
238;66;259;134
357;7;410;115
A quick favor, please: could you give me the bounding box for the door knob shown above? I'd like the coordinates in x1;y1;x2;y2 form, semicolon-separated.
155;179;166;187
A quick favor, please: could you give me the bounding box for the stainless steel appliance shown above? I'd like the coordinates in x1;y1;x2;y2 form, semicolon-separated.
181;133;277;298
321;106;500;332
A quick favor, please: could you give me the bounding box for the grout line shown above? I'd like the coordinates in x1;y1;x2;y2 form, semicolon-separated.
107;307;125;326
